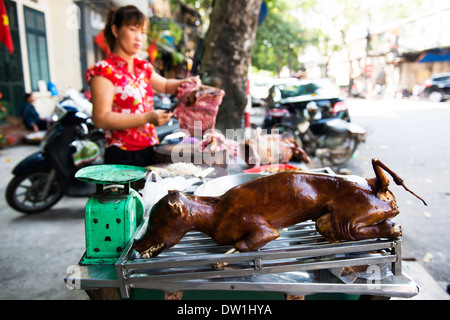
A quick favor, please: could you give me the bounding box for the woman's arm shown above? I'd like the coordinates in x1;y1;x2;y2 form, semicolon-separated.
151;72;183;95
90;76;172;130
151;72;201;95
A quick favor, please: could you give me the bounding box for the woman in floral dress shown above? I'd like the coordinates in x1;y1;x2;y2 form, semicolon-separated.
86;5;199;166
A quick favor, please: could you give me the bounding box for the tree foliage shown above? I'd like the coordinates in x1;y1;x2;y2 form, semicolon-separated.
251;0;308;75
171;0;314;75
168;0;432;77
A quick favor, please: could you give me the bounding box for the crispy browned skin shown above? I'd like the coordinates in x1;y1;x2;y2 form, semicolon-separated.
134;159;426;257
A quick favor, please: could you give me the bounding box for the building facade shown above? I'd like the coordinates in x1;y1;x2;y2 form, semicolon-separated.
0;0;152;119
329;5;450;98
1;0;84;117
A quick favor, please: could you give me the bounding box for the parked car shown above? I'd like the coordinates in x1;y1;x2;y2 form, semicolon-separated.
423;72;450;102
264;78;350;126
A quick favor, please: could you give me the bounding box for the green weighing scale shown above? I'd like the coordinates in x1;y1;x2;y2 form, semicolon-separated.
75;165;146;265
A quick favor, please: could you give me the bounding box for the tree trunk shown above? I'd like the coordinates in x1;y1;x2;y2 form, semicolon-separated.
201;0;262;132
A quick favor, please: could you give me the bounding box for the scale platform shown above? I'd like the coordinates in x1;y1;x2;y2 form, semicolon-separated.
75;165;146;185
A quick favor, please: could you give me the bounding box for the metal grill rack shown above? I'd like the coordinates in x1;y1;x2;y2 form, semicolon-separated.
106;215;416;299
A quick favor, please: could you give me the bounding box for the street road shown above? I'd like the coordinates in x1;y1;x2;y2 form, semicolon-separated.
0;144;88;299
344;97;450;288
0;97;448;300
252;96;450;290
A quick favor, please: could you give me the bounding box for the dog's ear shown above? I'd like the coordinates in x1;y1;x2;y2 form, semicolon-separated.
167;200;183;216
370;158;427;206
372;159;391;199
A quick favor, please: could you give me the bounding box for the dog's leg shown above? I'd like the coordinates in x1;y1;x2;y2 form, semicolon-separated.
234;222;279;252
315;213;339;242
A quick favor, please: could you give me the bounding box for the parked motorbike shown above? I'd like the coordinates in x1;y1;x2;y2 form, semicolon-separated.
6;92;183;214
264;101;367;165
6;102;106;214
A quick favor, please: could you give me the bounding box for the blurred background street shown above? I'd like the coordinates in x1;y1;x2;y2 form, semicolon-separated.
335;97;450;290
0;146;87;300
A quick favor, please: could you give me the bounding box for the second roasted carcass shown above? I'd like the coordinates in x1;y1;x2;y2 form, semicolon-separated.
240;129;311;167
198;131;238;156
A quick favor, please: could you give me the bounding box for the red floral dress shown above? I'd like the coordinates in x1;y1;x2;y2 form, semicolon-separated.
85;53;158;151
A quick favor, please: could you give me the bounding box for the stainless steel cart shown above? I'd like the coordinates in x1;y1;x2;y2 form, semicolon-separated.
65;212;418;300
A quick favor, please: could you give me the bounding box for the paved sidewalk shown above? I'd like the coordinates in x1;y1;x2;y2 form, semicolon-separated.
392;260;449;300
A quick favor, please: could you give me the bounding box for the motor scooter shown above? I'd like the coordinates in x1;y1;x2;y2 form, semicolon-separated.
264;101;367;165
5;102;106;214
6;94;181;214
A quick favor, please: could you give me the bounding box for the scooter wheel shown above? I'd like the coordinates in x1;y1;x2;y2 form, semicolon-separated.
329;137;358;165
5;171;63;214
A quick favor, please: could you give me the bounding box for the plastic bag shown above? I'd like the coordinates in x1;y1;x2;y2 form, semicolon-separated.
329;261;393;284
72;140;100;167
140;172;169;213
140;171;200;213
162;176;199;191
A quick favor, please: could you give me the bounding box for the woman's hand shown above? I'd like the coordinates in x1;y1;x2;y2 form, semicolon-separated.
147;109;173;126
183;76;201;87
151;74;202;95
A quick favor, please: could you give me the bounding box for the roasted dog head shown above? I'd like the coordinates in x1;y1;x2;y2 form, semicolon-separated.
134;191;187;258
133;190;218;258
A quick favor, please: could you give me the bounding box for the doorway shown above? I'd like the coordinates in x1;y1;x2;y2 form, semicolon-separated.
0;0;25;119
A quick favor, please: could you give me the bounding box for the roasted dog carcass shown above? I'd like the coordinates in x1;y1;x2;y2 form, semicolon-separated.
240;130;310;167
134;159;426;258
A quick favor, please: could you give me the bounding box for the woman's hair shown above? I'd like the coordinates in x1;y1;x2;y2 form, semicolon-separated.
104;5;147;51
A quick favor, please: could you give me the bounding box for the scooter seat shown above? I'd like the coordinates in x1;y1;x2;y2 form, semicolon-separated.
324;118;350;134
